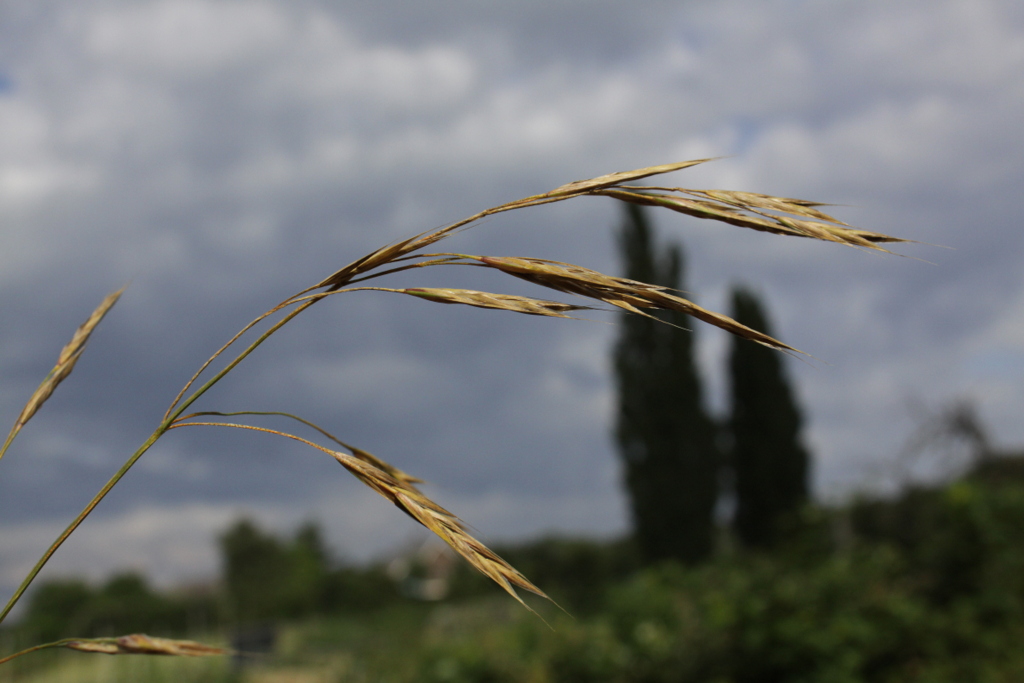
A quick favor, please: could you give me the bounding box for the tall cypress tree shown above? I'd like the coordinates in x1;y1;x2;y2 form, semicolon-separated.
614;204;720;565
727;286;810;549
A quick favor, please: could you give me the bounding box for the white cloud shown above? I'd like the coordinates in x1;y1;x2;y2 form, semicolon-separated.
85;0;291;75
0;503;241;590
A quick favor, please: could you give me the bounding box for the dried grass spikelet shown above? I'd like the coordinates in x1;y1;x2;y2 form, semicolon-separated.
311;163;719;291
0;634;229;665
316;230;451;292
65;634;228;657
330;449;552;613
540;159;716;198
402;288;592;318
470;256;800;353
345;443;424;486
598;188;905;250
176;410;427;487
165;417;545;610
1;287;124;461
311;159;905;294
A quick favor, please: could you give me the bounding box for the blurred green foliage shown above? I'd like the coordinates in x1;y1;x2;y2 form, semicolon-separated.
447;536;640;614
7;473;1024;682
17;573;216;644
218;517;401;623
415;476;1024;682
11;518;401;647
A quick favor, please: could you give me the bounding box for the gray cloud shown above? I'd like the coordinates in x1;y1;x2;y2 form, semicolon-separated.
1;0;1022;595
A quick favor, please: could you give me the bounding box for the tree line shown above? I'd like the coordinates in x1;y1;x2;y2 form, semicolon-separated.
9;520;403;645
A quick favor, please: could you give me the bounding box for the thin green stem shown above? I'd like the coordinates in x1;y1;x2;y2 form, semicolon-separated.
169;421;335;458
282;286;431;307
162;278;442;421
0;427;165;626
0;638;79;666
176;410;358;452
163;294;315;421
167;298;320;423
0;299;321;628
343;257;480;285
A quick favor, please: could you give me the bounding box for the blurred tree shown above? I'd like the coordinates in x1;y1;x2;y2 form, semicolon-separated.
18;573;208;642
727;286;809;549
447;536;640;613
219;518;398;620
283;522;330;614
19;580;93;642
85;573;176;635
896;398;993;487
220;519;304;622
614;204;720;564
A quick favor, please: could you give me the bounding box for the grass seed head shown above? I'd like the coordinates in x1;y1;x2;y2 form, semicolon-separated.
347;444;424;485
1;287;124;461
66;634;228;657
599;188;905;251
331;450;553;612
318;231;451;291
543;159;715;198
402;287;591;318
477;256;799;353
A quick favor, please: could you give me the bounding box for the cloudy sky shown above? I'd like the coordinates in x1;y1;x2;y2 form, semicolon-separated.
1;0;1022;596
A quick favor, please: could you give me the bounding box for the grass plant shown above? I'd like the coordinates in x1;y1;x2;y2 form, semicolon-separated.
0;159;906;666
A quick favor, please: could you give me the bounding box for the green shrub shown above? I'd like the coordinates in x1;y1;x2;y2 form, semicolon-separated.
18;573;214;643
